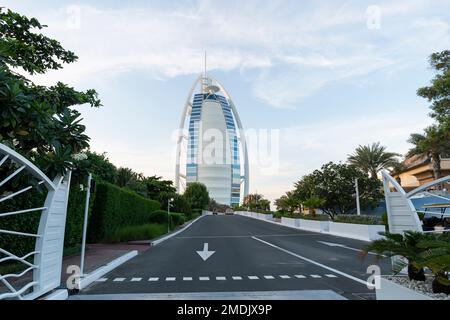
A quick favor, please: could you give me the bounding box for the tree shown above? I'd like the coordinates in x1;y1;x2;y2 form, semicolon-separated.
294;162;383;219
417;50;450;125
0;8;101;178
143;175;176;202
171;193;191;217
116;167;138;188
274;192;300;215
408;124;450;180
347;142;400;179
183;182;210;210
302;196;325;216
71;151;117;185
243;193;271;211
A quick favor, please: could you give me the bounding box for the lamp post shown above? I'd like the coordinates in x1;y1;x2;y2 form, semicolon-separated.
355;178;361;216
167;198;173;233
80;173;92;277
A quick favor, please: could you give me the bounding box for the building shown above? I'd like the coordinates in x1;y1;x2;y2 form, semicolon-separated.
175;73;249;206
395;154;450;192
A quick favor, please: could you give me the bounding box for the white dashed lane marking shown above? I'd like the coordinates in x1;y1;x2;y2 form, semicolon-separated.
102;274;340;283
113;278;125;282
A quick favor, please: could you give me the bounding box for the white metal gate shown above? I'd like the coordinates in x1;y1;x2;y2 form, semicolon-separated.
0;143;71;300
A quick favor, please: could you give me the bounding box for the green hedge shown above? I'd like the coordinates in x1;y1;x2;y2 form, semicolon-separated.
88;182;160;242
299;214;330;221
170;212;185;226
149;210;168;224
333;214;382;225
64;184;95;248
105;224;167;243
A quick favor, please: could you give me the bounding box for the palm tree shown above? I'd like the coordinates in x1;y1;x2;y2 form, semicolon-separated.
116;167;137;187
348;142;400;179
408;124;450;180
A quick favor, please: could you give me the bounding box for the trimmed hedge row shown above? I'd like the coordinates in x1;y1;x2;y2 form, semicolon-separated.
88;182;160;242
333;214;383;225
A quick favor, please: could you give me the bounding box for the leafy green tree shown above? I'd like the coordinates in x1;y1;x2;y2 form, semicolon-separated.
143;175;176;201
347;142;400;179
294;162;383;219
243;193;271;211
407;124;450;179
274;191;300;215
417;50;450;124
183;182;210;210
116;167;138;188
171;193;192;217
71;151;118;185
302;196;325;216
0;8;101;178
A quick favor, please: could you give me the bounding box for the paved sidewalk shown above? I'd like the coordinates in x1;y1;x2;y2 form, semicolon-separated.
1;243;149;297
61;243;149;284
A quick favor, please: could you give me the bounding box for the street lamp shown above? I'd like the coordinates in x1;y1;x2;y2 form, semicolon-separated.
354;178;361;216
167;198;173;233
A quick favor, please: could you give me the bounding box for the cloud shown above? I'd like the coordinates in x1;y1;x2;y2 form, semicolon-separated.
5;0;448;108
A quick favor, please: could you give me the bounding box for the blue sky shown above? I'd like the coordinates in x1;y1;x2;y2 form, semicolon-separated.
4;0;450;203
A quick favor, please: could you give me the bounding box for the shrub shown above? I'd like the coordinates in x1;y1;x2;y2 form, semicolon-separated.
334;214;382;225
88;182;160;242
106;224;167;243
191;209;202;218
149;210;169;224
170;212;185;226
299;214;330;221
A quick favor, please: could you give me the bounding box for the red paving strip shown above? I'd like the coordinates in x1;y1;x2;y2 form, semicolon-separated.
1;243;148;293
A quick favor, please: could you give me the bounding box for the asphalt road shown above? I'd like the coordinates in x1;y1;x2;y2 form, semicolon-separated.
74;215;391;300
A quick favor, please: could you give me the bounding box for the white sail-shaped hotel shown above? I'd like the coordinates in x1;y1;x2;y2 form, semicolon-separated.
175;73;249;206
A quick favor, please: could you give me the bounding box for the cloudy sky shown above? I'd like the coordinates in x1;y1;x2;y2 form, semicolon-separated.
4;0;450;203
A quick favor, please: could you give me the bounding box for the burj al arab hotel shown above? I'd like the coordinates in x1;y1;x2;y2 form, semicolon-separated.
175;72;249;206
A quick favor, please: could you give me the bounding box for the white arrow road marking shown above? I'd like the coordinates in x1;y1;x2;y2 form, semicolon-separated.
196;243;215;261
317;241;385;257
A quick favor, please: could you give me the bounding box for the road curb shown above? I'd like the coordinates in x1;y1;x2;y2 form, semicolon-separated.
150;214;207;246
77;250;138;291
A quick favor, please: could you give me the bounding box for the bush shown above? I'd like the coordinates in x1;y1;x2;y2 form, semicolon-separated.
333;214;382;225
105;224;167;243
149;210;169;224
191;209;202;218
299;214;330;221
170;212;185;226
88;182;160;242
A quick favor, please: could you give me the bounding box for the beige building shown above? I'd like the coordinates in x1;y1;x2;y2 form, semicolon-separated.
395;154;450;192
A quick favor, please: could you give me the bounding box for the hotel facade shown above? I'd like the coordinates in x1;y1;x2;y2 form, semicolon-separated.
175;74;249;206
